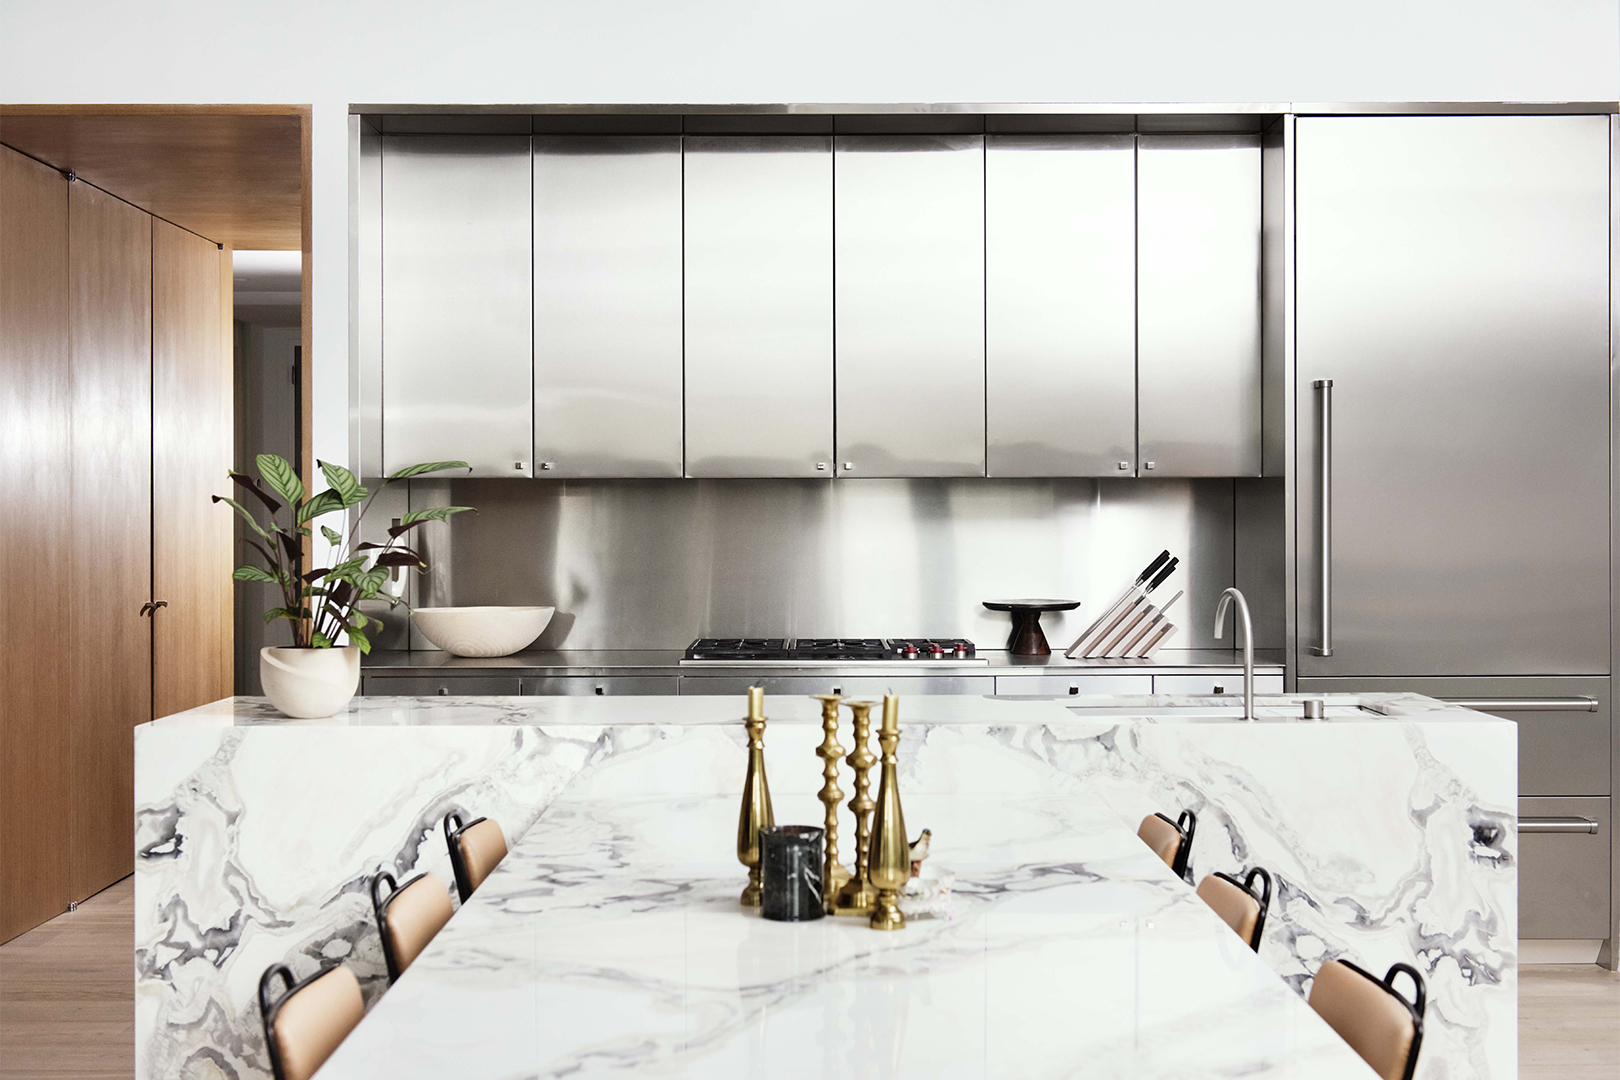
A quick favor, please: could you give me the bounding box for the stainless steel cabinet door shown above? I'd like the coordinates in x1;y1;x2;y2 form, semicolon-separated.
381;135;533;477
534;137;683;477
1296;116;1610;676
834;136;985;477
684;136;833;477
1137;135;1262;477
986;136;1136;477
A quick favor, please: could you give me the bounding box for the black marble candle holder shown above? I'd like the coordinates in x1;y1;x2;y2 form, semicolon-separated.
759;825;825;922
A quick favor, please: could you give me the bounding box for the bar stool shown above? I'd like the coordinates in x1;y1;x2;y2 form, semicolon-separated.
444;811;509;903
1137;809;1196;881
1195;867;1272;951
370;870;453;983
258;962;364;1080
1308;959;1427;1080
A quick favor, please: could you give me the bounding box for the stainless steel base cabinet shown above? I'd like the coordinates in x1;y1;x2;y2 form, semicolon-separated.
681;676;994;698
361;675;522;697
522;676;678;697
1520;797;1611;940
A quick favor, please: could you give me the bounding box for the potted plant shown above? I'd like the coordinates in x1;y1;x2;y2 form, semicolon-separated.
216;454;472;718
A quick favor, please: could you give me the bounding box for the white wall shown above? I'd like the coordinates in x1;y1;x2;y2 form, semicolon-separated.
4;0;1617;472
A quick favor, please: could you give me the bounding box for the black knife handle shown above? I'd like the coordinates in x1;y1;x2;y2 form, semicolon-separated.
1135;550;1172;585
1145;558;1179;592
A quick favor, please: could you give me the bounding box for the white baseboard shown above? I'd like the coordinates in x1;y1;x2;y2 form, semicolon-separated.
1521;939;1603;965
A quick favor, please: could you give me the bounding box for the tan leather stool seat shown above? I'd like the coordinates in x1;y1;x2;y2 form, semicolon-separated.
1136;809;1195;879
445;812;509;902
1308;959;1426;1080
1195;866;1271;951
1138;814;1182;867
258;963;364;1080
371;870;454;982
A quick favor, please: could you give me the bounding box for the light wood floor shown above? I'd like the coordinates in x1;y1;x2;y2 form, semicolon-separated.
0;875;1615;1078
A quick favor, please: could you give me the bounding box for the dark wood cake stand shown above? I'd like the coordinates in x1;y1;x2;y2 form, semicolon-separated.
982;599;1081;656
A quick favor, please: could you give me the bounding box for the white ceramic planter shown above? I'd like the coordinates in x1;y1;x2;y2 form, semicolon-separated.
260;646;361;718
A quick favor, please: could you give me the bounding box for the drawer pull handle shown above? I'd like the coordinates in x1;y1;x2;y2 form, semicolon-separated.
1441;697;1599;713
1519;817;1599;835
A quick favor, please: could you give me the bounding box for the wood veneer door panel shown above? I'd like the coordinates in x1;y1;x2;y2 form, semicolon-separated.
0;145;72;941
68;180;152;899
152;220;232;718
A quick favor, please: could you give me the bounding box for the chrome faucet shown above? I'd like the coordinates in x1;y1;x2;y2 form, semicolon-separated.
1212;587;1256;721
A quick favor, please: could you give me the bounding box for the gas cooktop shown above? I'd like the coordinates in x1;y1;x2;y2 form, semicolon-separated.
680;638;983;666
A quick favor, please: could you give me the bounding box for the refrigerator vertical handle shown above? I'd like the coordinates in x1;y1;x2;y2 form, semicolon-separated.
1311;379;1334;657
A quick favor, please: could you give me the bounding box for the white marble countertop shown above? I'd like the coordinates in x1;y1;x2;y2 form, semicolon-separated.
317;787;1377;1078
149;692;1507;729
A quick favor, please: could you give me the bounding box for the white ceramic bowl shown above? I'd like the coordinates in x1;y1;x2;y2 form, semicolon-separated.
411;606;554;658
261;645;360;718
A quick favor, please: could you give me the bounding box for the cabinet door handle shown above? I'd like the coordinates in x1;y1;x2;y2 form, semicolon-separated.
1311;379;1333;656
151;600;167;612
1441;697;1600;713
1519;817;1600;835
139;602;153;617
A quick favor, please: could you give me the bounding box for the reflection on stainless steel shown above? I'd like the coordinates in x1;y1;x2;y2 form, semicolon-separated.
533;136;684;477
352;116;383;479
986;135;1134;476
1295;116;1610;677
1212;586;1256;720
399;477;1243;651
684;136;834;477
381;134;533;476
1137;135;1262;477
834;135;985;476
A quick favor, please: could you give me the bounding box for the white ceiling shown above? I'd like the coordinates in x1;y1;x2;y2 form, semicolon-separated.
232;249;301;306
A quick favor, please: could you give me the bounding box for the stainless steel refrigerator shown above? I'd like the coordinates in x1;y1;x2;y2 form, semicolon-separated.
1290;114;1615;955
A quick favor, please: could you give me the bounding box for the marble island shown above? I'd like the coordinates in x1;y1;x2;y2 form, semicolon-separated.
133;693;1516;1079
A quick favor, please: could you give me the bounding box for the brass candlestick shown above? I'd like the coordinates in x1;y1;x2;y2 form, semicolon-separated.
812;693;850;910
834;699;879;914
736;686;775;906
867;694;908;930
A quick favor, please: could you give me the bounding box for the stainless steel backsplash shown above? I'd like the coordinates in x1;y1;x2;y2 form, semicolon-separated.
360;477;1282;652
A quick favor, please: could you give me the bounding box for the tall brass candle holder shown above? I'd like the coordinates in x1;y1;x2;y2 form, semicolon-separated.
811;693;850;911
736;686;775;907
867;694;908;930
834;699;879;915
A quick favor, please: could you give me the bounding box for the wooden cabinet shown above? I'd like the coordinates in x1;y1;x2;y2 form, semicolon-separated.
0;146;233;941
68;180;152;900
153;220;233;718
0;144;73;942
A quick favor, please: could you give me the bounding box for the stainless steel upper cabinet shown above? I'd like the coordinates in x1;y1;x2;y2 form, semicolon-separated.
1137;135;1262;477
1296;116;1611;677
986;135;1135;477
533;137;683;477
684;136;833;477
834;136;985;477
381;135;533;477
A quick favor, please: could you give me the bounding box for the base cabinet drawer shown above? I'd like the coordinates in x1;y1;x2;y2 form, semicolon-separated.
522;677;678;696
1154;674;1283;695
1519;796;1610;939
680;676;994;697
362;675;522;696
995;674;1153;697
1295;676;1610;796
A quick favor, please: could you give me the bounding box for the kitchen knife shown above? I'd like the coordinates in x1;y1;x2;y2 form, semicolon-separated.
1064;551;1172;658
1083;558;1178;658
1116;590;1184;657
1095;564;1180;657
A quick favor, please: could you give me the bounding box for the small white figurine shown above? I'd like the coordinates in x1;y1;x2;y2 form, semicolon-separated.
908;828;932;878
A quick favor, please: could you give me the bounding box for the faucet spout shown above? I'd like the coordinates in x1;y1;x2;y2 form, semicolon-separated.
1212;587;1256;721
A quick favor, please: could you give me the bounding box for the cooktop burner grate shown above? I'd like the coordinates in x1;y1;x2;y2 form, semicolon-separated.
682;638;978;663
